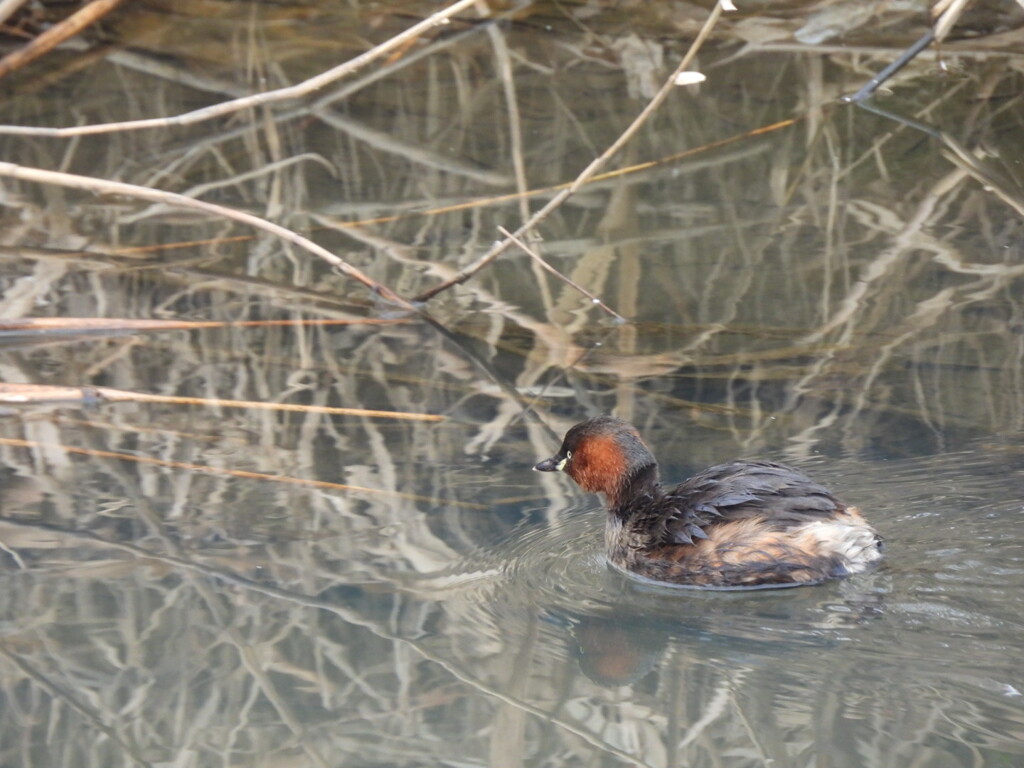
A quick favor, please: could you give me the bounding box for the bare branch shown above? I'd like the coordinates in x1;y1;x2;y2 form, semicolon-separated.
0;162;417;311
0;0;479;137
414;2;725;302
497;226;626;322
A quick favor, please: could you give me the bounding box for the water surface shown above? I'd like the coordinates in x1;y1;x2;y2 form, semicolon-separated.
0;2;1023;766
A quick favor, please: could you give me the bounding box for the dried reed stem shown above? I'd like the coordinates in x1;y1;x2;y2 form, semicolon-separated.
0;382;444;421
414;1;726;302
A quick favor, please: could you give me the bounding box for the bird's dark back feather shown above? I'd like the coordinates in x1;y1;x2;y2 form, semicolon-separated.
622;460;846;547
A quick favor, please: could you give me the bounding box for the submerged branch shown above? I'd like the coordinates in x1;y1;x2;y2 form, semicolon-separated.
0;645;153;768
842;29;936;103
843;0;974;103
0;437;483;508
0;516;658;768
497;226;625;322
0;162;417;311
414;1;727;302
0;0;480;137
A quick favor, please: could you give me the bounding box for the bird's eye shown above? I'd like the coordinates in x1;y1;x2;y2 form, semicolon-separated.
554;450;572;472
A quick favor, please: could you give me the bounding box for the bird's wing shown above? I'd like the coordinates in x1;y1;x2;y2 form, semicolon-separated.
654;461;844;545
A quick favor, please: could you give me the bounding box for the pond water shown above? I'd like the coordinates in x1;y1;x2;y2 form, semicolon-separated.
0;1;1023;766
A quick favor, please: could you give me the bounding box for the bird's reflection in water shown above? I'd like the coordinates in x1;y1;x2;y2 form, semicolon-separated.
556;567;888;687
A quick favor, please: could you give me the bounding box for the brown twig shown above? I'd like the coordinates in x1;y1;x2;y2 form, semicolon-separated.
496;226;626;322
0;317;406;334
0;0;128;81
0;0;479;136
0;383;445;421
413;1;726;302
0;162;418;312
0;437;484;508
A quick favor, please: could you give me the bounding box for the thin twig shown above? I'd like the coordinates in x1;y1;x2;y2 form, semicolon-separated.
0;645;153;768
327;126;782;231
0;382;444;420
0;162;417;311
0;317;405;334
0;0;129;80
121;152;339;225
0;437;485;509
414;1;726;302
856;101;1024;217
496;226;626;322
842;29;936;103
0;0;479;136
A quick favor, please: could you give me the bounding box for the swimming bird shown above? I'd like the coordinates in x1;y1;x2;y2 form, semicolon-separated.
535;416;882;587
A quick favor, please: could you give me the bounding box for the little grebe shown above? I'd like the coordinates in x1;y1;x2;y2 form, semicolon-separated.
535;416;882;587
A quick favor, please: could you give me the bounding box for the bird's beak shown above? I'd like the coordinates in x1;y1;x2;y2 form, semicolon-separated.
534;456;566;472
